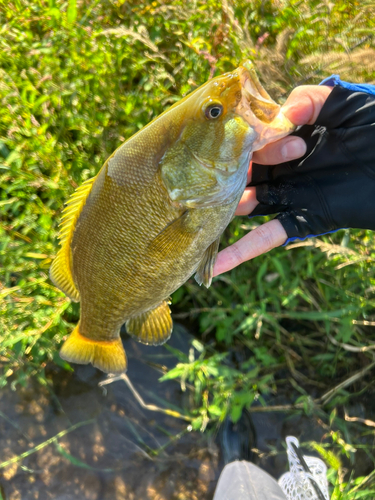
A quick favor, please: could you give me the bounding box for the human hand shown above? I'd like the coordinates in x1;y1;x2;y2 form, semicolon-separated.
215;80;375;277
213;85;334;276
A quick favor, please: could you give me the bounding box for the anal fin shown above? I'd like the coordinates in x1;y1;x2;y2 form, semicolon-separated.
126;301;173;345
194;237;220;288
60;325;127;374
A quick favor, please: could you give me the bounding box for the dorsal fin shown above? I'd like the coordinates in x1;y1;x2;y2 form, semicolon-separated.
50;177;96;301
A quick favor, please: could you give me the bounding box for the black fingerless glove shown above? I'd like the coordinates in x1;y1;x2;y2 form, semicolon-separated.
250;78;375;244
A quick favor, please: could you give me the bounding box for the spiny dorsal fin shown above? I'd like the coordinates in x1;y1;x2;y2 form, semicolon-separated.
50;177;96;301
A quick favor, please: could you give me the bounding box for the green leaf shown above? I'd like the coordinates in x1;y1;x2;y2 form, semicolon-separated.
67;0;77;24
208;404;222;417
281;308;358;320
311;443;342;470
159;364;185;381
230;404;242;423
192;417;203;431
55;442;93;469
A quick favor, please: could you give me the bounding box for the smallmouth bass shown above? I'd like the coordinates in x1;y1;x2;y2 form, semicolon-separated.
50;61;294;374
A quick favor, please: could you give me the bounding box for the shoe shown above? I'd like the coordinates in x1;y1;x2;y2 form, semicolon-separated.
219;409;256;464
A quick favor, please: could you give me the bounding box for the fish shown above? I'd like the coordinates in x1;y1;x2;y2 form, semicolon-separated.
50;61;294;374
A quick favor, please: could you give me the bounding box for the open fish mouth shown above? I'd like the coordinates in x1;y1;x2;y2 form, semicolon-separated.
236;61;295;150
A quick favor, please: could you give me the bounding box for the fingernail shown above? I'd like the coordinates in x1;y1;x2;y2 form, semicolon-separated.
281;138;306;160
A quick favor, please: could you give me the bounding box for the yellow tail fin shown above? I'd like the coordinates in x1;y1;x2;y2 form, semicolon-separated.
60;325;127;374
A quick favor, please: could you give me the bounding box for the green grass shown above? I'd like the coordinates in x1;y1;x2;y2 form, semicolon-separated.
1;0;375;496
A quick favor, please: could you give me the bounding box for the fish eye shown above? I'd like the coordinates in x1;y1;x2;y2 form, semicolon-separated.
205;103;224;120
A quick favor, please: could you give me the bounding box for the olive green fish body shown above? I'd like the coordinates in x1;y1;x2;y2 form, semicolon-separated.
50;62;294;374
73;151;241;340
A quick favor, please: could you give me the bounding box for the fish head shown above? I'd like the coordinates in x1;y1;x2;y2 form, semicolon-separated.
160;61;295;208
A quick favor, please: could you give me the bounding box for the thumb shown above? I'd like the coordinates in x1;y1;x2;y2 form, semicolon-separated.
282;85;333;126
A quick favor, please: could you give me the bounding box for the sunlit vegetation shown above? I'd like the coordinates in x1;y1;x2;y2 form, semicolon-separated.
1;0;375;496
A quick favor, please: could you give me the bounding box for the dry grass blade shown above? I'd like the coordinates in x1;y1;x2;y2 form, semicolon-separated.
286;239;358;256
327;333;375;353
100;26;159;53
344;411;375;428
318;359;375;404
99;374;193;422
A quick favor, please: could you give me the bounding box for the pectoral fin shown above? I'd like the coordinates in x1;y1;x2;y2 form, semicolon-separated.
194;237;220;288
148;211;201;259
126;301;173;345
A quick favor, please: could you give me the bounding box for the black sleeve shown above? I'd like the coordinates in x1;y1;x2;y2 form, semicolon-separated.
249;85;375;243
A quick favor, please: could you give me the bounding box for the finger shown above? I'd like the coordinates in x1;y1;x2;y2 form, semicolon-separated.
247;161;253;184
252;136;306;165
282;85;333;126
213;219;287;276
235;187;258;215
